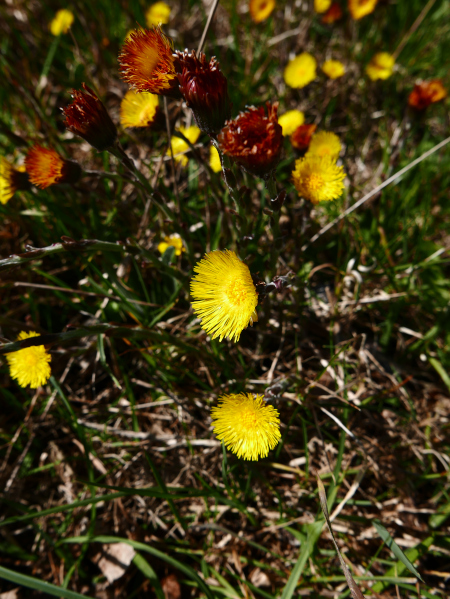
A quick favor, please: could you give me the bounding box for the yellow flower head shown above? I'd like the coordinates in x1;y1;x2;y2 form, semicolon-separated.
366;52;395;81
314;0;332;13
157;234;184;256
168;126;201;166
145;2;171;27
307;131;342;160
6;331;51;389
284;53;317;89
322;59;345;79
190;250;259;343
249;0;276;23
49;9;74;36
120;90;160;128
278;109;305;136
211;393;281;460
292;155;345;204
348;0;378;20
209;145;222;173
0;158;28;205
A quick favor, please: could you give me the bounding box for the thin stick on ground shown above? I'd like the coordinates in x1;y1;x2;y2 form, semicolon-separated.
302;135;450;251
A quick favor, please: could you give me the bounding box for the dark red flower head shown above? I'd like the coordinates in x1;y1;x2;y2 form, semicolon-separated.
173;50;231;137
321;3;343;24
290;124;317;151
62;83;117;151
217;102;282;178
408;79;446;111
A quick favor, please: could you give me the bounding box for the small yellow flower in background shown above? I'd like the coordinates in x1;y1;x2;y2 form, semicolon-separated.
209;145;222;173
0;158;28;205
168;126;201;166
211;393;281;460
307;131;342;161
314;0;332;13
49;9;74;36
348;0;378;20
6;331;51;389
190;250;258;343
157;234;184;256
292;155;345;204
249;0;276;23
145;2;171;27
322;59;345;80
120;90;160;128
278;109;305;136
366;52;395;81
284;53;317;89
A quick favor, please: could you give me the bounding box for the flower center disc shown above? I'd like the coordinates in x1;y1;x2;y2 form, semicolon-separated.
306;173;324;192
240;408;258;430
225;279;248;306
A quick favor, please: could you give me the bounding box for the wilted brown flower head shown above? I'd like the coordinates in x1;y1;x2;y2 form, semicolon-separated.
218;102;282;178
118;27;180;98
25;145;81;189
408;79;447;111
173;50;231;137
290;124;317;151
321;2;343;23
62;83;117;151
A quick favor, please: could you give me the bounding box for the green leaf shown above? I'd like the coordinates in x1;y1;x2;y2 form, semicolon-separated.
0;565;93;599
372;520;423;582
428;357;450;392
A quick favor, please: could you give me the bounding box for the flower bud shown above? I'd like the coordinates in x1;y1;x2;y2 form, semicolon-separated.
25;145;81;189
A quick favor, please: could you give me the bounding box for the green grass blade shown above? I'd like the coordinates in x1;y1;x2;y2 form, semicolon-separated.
372;520;423;582
132;553;165;599
0;565;94;599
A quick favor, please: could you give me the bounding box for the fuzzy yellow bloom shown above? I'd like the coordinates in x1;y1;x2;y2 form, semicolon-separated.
49;9;74;36
348;0;378;20
366;53;395;81
157;234;184;256
322;59;345;79
190;250;258;343
120;90;160;128
314;0;332;13
145;2;171;27
278;110;305;136
0;159;28;205
307;131;342;161
211;393;281;460
168;126;201;166
6;331;51;389
209;145;222;173
249;0;276;23
284;53;317;89
292;155;345;204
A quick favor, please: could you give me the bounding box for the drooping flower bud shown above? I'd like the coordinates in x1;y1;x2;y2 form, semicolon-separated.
62;83;118;151
218;102;282;178
174;50;231;137
25;145;81;189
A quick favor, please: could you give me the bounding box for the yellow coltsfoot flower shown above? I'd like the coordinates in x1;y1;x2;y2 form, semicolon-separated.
158;234;184;256
292;154;345;204
50;9;74;36
190;250;259;343
211;393;281;460
322;59;345;79
209;145;222;173
168;126;201;167
145;2;171;27
6;331;51;389
283;53;317;89
120;90;160;128
249;0;276;23
366;53;395;81
278;109;305;136
314;0;332;13
307;131;342;161
348;0;378;20
0;158;29;204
